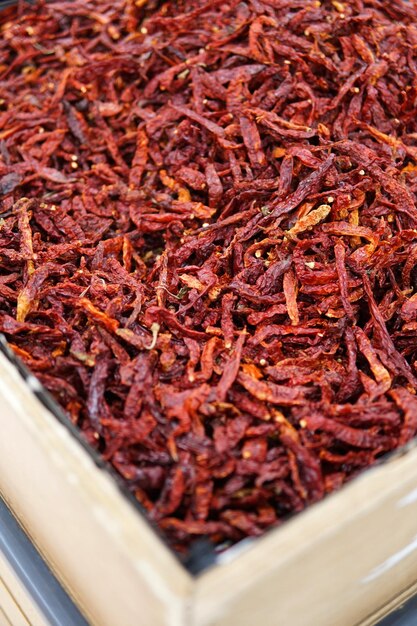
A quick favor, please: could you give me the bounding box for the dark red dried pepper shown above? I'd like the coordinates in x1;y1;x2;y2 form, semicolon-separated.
1;0;417;553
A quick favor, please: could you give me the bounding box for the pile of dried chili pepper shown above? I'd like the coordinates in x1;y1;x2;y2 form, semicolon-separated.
1;0;417;553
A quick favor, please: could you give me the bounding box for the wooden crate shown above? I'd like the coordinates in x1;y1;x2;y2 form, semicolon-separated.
1;347;417;626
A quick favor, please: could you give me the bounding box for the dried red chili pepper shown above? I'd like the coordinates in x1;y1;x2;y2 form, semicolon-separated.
1;0;417;554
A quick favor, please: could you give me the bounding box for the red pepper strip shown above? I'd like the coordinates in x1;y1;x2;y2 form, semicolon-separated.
217;332;245;401
363;274;417;387
238;372;307;405
77;298;120;334
302;415;394;450
268;154;335;217
390;388;417;446
334;242;354;320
